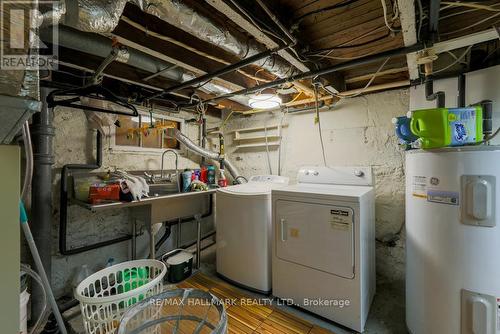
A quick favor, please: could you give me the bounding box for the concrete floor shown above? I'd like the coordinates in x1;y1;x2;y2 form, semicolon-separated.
66;244;407;334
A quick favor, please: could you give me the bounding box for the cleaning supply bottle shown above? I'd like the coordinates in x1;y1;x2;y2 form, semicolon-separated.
218;169;228;187
409;107;483;149
392;116;419;148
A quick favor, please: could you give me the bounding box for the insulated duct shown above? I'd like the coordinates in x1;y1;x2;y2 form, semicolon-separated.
0;2;40;100
165;128;245;184
40;25;249;105
44;0;297;79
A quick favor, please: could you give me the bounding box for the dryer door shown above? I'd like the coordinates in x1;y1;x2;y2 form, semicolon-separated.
275;200;355;279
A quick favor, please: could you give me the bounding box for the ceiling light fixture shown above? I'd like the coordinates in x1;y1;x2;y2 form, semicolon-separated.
248;94;282;109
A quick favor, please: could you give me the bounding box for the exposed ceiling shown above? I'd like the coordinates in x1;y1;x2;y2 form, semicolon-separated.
41;0;500;114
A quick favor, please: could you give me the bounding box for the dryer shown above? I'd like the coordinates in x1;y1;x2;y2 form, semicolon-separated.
216;175;289;294
272;166;375;333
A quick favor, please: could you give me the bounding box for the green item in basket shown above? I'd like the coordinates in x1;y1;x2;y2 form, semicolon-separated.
117;267;150;307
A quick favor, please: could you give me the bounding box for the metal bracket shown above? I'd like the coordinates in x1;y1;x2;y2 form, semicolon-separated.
88;44;129;85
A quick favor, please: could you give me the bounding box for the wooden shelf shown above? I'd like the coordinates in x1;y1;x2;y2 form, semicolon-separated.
234;135;281;141
235;142;281;149
228;124;287;134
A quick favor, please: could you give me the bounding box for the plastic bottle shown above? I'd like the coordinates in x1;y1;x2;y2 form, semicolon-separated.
392;116;418;146
182;170;193;192
218;169;228;187
72;264;91;292
409;107;483;149
207;165;216;186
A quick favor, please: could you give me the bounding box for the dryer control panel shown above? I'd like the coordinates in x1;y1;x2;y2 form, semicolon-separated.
297;166;373;186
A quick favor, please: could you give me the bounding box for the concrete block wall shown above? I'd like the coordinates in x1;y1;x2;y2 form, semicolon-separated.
223;89;410;283
51;106;220;297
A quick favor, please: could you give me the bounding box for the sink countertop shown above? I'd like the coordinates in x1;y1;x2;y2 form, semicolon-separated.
71;188;217;212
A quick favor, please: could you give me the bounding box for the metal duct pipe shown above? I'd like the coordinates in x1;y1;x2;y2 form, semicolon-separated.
29;87;55;320
44;0;298;78
40;26;249;104
165;128;245;183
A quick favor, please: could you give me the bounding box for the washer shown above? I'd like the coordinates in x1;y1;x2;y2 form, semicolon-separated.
272;166;375;333
216;175;289;294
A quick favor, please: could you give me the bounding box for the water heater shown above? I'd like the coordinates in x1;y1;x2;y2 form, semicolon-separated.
406;147;500;334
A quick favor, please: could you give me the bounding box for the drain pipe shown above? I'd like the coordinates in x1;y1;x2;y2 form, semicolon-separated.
424;71;445;108
423;0;445;108
29;88;55;320
457;73;466;108
165;128;245;183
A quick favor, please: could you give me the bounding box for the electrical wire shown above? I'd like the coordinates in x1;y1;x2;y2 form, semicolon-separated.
277;110;287;176
441;2;500;12
416;0;424;41
294;0;359;23
431;46;472;74
264;122;273;174
220;110;235;131
381;0;401;32
313;84;328;166
440;12;500;36
21;121;33;204
336;57;391;98
21;264;48;334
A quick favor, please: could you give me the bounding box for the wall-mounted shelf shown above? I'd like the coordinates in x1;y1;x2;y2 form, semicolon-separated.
235;142;281;149
230;124;286;150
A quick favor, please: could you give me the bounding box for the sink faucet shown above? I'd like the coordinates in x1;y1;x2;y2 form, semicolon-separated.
161;150;179;189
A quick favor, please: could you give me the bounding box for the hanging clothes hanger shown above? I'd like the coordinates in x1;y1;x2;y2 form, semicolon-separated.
46;41;139;117
46;85;139;116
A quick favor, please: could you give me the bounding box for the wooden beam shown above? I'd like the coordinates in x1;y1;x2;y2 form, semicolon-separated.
397;0;419;80
55;46;250;111
204;0;311;75
241;80;410;115
432;28;499;54
112;22;250;92
345;67;408;83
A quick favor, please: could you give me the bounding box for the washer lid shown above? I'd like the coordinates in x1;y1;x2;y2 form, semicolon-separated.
218;180;289;196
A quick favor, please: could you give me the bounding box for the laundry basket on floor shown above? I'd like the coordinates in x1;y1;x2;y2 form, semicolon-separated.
117;288;227;334
75;259;167;334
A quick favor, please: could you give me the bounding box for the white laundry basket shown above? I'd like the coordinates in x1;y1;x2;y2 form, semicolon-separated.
75;259;166;334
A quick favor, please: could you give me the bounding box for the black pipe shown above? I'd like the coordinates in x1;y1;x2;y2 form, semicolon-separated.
425;75;445;108
30;88;55;320
458;74;466;108
481;100;493;139
428;0;441;44
152;193;214;255
147;44;289;100
59;130;133;255
201;43;424;105
155;226;172;252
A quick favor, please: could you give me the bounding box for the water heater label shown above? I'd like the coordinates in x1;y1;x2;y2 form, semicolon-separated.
427;190;459;205
412;176;427;198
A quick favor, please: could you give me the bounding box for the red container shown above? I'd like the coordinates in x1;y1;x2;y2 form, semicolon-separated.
200;167;208;183
218;178;228;187
89;183;121;204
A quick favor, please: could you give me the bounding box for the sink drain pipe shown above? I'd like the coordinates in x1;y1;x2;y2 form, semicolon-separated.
165;128;246;184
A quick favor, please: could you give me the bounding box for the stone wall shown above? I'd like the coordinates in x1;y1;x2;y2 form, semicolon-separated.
223;89;410;283
51;106;220;297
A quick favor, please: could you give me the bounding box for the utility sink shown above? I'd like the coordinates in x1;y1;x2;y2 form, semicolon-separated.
71;170;213;225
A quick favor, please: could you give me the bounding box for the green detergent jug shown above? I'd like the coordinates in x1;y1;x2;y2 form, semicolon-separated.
409;107;483;149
